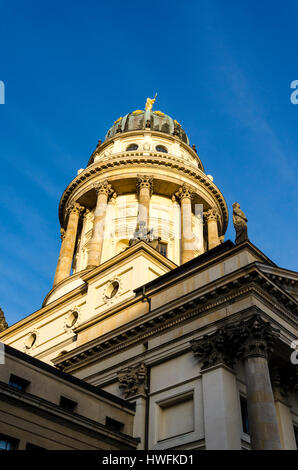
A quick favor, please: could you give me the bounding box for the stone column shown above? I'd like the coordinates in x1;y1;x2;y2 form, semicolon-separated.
204;208;220;250
175;184;195;264
271;364;297;450
53;202;84;286
87;180;114;269
191;328;242;450
118;363;148;450
137;175;153;233
77;208;91;270
234;315;282;450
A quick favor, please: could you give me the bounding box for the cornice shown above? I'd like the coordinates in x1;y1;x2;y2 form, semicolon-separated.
58;153;228;232
52;265;297;373
256;263;298;284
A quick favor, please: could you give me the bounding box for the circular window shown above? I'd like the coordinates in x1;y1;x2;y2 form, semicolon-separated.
155;145;168;153
66;311;78;328
105;281;120;299
126;144;138;151
25;333;37;349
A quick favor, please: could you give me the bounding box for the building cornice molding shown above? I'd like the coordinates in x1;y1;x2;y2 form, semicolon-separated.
133;241;276;299
52;267;297;373
255;262;298;286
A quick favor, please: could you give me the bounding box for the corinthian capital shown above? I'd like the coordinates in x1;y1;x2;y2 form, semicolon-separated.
118;362;148;399
174;184;194;201
83;208;91;221
66;202;85;216
191;327;235;370
94;180;114;198
204;207;219;222
191;314;279;369
137;175;154;195
232;314;279;360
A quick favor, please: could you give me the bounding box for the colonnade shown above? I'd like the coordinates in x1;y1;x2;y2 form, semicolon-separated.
53;179;222;286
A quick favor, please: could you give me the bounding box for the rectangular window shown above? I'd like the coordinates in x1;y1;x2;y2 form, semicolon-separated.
9;374;30;392
59;396;77;413
157;242;167;257
0;434;18;450
158;392;194;441
105;417;124;433
240;396;250;435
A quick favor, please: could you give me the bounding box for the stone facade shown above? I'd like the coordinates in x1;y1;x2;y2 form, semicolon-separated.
0;104;297;450
0;345;137;450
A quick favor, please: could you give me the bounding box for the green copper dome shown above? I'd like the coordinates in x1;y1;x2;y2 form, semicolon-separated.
105;109;189;144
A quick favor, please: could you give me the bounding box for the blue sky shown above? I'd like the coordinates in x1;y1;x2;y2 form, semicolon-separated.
0;0;297;325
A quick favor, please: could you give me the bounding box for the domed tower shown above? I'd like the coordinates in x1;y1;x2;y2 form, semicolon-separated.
49;99;228;304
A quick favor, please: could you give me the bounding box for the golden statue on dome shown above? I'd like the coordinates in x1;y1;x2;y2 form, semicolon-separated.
145;93;157;111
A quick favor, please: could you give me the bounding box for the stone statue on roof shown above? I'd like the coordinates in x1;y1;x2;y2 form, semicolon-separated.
232;202;248;244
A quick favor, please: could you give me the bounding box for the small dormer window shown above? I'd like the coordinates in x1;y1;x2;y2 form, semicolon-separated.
156;145;168;153
126;144;138;151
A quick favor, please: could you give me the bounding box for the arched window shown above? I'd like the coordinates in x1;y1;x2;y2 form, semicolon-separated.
126;144;138;151
156;145;168;153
